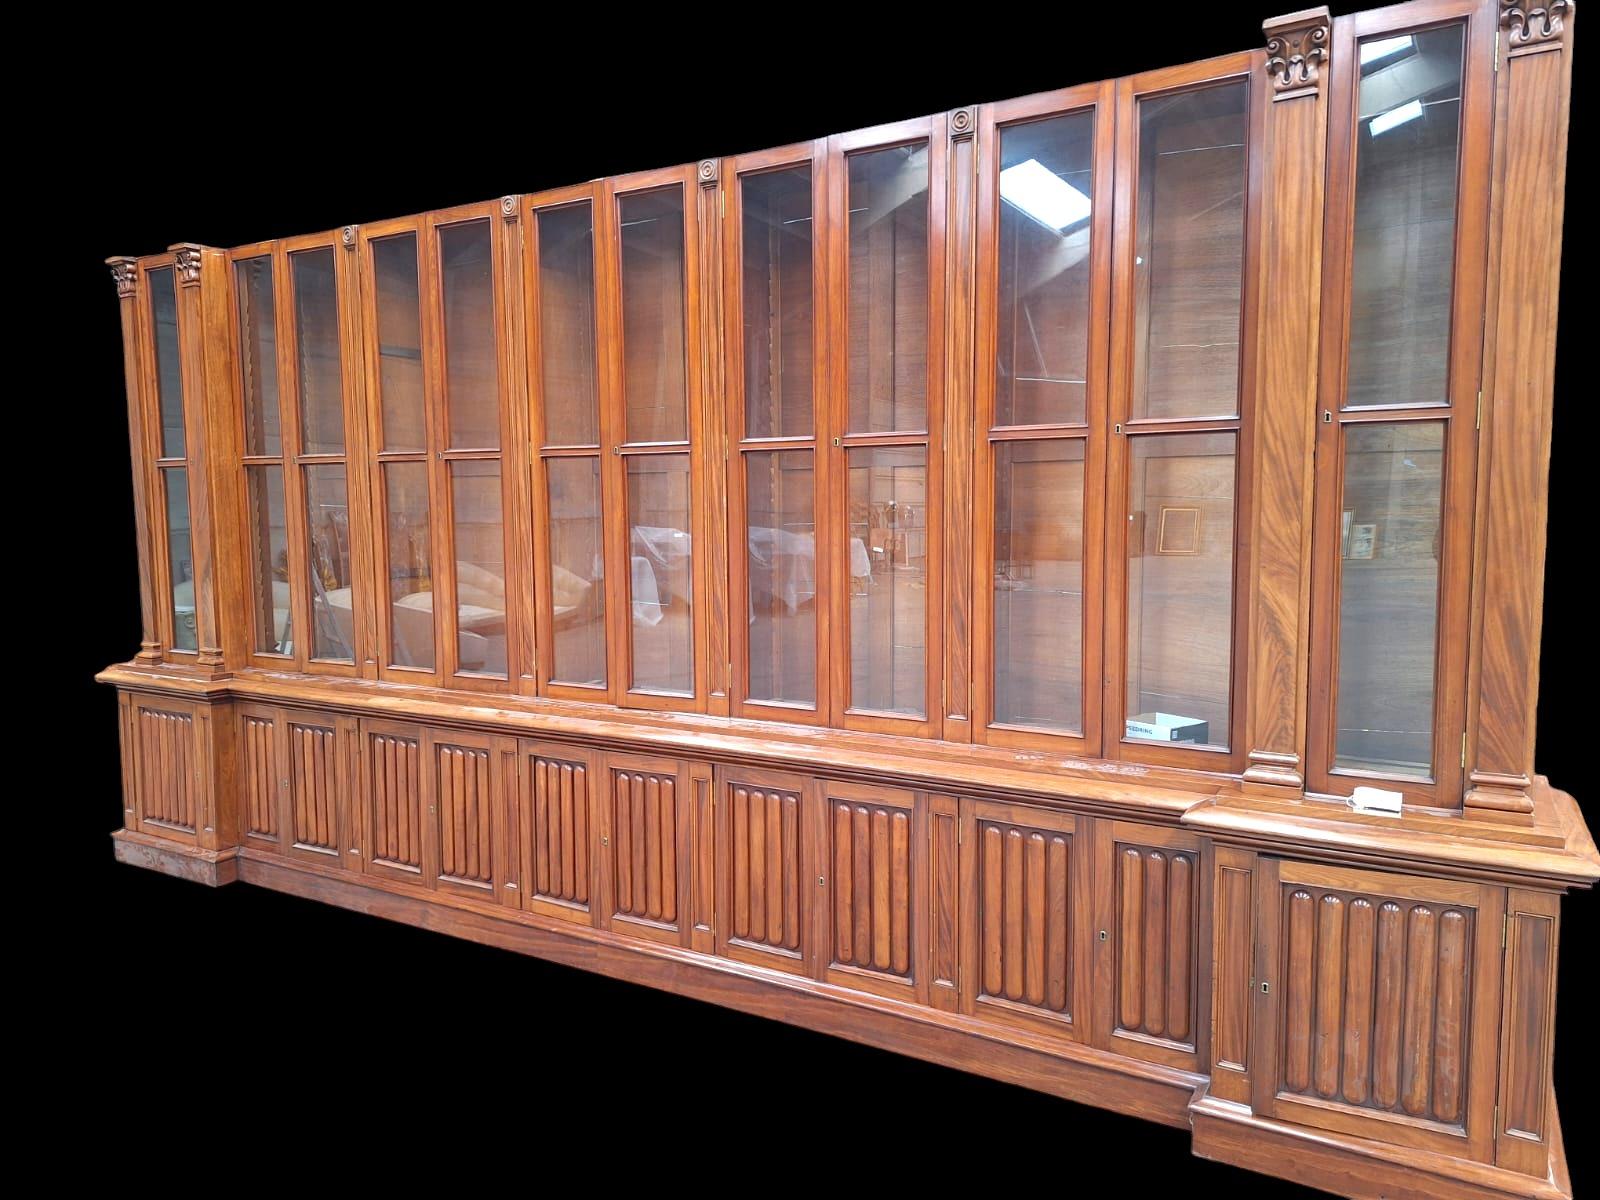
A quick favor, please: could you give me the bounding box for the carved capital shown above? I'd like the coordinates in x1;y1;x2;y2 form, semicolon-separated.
1501;1;1571;52
172;244;204;287
500;195;519;220
949;106;976;139
1264;7;1331;99
341;225;358;249
108;256;138;299
697;158;719;187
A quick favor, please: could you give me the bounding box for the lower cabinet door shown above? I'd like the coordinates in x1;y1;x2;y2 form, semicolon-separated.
959;798;1092;1043
359;718;426;885
425;728;512;902
129;694;204;843
281;711;353;868
1252;859;1504;1162
1093;820;1205;1070
599;751;692;947
517;740;600;925
820;781;927;1004
715;766;814;976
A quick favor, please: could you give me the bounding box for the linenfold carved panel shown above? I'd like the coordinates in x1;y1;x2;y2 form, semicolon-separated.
1114;844;1198;1048
528;755;591;909
241;714;278;843
611;766;679;927
289;722;340;856
977;819;1075;1019
138;707;197;833
727;784;803;954
1277;885;1474;1128
434;742;494;890
367;729;422;876
830;796;913;979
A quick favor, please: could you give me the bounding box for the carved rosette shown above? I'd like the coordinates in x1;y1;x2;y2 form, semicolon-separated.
173;245;204;287
341;225;358;249
108;257;138;299
949;106;976;140
698;158;719;187
500;195;519;221
1264;8;1330;99
1501;1;1571;51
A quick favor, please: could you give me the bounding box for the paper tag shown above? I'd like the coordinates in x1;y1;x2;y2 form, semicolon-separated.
1347;785;1403;816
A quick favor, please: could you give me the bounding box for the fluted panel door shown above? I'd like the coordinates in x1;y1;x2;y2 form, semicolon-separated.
602;754;689;946
715;768;812;975
520;742;597;924
1256;859;1503;1161
823;782;924;1003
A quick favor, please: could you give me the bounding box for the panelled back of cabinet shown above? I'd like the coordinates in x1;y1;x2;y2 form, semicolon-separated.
101;4;1593;1198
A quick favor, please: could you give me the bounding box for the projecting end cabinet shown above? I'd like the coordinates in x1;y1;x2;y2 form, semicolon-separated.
99;3;1592;1197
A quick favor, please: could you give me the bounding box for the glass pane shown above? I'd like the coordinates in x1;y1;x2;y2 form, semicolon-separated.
994;440;1085;731
245;465;290;654
149;267;185;458
742;166;814;438
373;234;426;453
848;446;927;715
164;468;196;650
848;145;930;433
620;188;688;443
627;454;694;695
1347;24;1465;409
304;464;355;662
996;113;1095;426
538;203;599;447
1132;82;1248;420
383;461;434;669
235;256;280;458
546;457;606;687
291;248;344;455
1125;432;1236;749
1334;423;1445;777
746;450;816;706
441;220;499;449
451;461;506;676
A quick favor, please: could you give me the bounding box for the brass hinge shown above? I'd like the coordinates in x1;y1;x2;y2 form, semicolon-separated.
1476;390;1483;430
1494;28;1500;71
719;189;725;218
1502;914;1509;950
1461;732;1468;769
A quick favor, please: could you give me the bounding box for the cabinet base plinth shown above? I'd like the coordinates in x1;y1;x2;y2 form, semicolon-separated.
1191;1093;1571;1200
112;830;239;887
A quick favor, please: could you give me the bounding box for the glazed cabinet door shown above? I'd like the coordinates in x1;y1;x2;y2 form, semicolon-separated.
1092;821;1205;1069
516;739;601;925
958;799;1093;1042
598;752;694;947
714;765;816;976
819;781;927;1003
1252;859;1503;1162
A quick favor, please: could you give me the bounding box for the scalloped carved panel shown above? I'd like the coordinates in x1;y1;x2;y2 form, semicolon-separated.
138;707;196;833
1277;885;1475;1128
529;755;591;910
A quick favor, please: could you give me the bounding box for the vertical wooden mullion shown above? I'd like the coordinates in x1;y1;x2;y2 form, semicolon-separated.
335;228;379;679
498;197;537;695
598;180;629;708
272;245;313;672
422;214;454;686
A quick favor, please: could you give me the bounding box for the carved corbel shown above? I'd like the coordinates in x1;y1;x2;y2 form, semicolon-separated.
172;243;205;287
109;256;138;298
948;106;976;140
341;225;358;250
1264;7;1331;100
697;159;720;189
500;195;520;221
1501;1;1572;52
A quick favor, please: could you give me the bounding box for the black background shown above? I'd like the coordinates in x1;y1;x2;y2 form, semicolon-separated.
50;7;1589;1194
